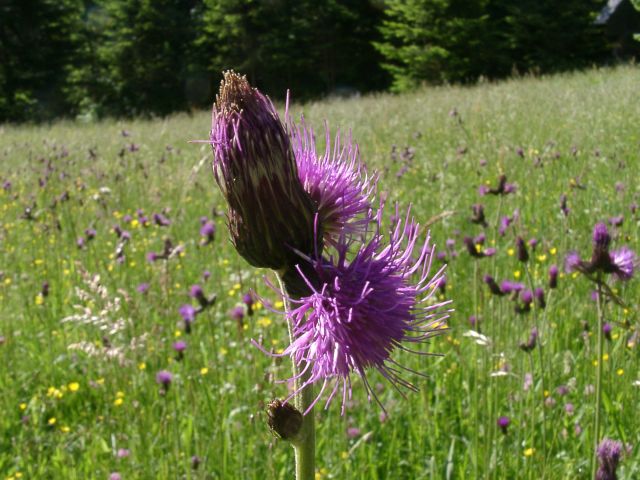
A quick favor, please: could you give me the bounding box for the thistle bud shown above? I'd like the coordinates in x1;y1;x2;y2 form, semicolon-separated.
210;71;319;271
266;399;303;441
516;236;529;263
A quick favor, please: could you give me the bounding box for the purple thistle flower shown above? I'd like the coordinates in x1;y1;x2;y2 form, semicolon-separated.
85;228;96;240
528;238;538;249
534;287;546;309
190;284;208;307
610;247;635;281
560;194;570;217
549;264;559;289
146;252;158;263
208;71;317;272
179;304;196;333
596;438;623;480
136;282;150;294
109;473;122;480
498;216;512;236
566;223;636;281
116;448;130;458
230;305;244;322
153;213;171;227
203;270;211;281
608;215;623;227
500;280;524;294
593;222;611;250
259;210;452;414
173;341;187;360
497;416;510;434
191;455;201;470
289;116;374;244
77;237;86;249
470;204;487;227
483;275;504;296
603;322;612;341
200;221;216;245
156;370;173;390
41;281;49;298
516;236;529;263
520;327;538;352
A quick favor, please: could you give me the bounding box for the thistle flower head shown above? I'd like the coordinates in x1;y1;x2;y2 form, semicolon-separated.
210;71;318;270
289;116;374;245
566;223;636;282
260;208;452;414
610;247;635;281
593;223;611;250
596;438;623;480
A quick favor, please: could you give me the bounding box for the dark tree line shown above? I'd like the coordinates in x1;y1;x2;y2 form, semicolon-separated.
0;0;619;122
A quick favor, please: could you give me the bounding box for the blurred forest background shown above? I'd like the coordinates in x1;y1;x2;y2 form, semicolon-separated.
1;0;639;123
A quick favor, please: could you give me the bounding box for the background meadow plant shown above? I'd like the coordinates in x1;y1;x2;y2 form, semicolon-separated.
1;65;639;479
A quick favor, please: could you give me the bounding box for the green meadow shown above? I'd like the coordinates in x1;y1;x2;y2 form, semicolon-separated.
1;65;639;479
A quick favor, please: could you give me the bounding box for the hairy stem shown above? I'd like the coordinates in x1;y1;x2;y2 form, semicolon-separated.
592;278;605;480
276;273;315;480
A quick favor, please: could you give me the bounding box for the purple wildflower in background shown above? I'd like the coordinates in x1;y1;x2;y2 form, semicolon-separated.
173;341;187;360
153;213;171;227
136;283;150;294
549;264;559;288
200;221;216;245
242;291;255;316
109;473;122;480
480;174;516;196
470;204;488;227
608;216;623;227
288;115;374;244
500;280;524;294
146;252;158;263
117;448;130;458
603;322;612;341
190;284;207;307
463;237;495;258
497;416;510;434
596;438;623;480
77;237;86;249
534;287;546;309
259;211;452;414
520;327;538;352
156;370;173;392
516;237;529;263
191;456;201;470
483;275;504;296
565;223;636;281
560;194;570;217
85;228;96;240
179;304;196;333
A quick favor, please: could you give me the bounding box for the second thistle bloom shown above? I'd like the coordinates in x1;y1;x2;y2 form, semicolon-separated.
269;210;452;414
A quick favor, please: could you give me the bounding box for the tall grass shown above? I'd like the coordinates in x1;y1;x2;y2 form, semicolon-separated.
1;65;639;479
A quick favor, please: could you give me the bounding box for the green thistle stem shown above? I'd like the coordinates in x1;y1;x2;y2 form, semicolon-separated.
277;273;315;480
592;278;605;480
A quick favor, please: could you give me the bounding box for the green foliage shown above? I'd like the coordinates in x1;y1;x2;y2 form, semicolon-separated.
194;0;387;101
376;0;608;92
375;0;494;91
1;66;640;478
0;0;84;122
